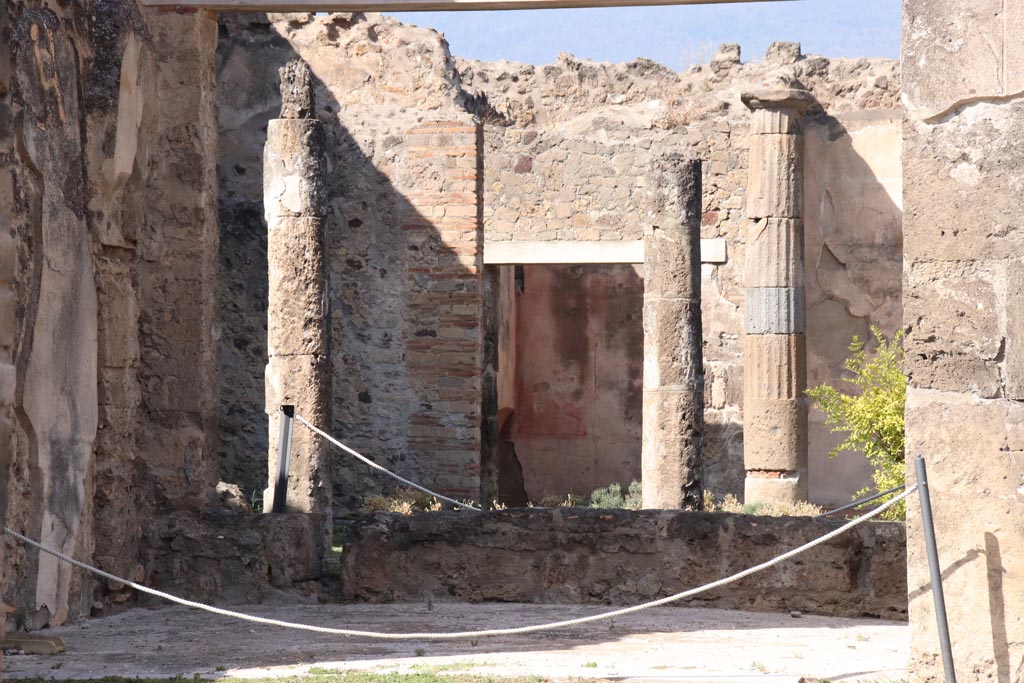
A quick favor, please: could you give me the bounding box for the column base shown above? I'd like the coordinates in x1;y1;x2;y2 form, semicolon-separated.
744;472;807;505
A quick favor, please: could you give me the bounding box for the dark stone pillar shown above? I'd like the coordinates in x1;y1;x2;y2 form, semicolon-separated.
641;157;704;509
264;61;332;514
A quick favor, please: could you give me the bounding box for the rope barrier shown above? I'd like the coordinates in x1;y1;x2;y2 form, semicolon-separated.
294;414;482;512
815;485;905;519
1;485;915;640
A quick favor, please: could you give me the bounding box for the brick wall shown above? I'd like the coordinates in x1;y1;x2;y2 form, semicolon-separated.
402;121;484;499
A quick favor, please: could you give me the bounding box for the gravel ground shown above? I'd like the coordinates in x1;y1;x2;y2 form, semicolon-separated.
3;603;907;682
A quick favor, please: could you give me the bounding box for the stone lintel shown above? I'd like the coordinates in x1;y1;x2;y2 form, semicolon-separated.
481;239;727;265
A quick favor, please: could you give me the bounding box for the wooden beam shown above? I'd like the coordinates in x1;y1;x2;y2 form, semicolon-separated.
142;0;784;12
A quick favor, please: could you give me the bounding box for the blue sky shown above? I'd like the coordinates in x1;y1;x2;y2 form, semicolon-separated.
392;0;900;70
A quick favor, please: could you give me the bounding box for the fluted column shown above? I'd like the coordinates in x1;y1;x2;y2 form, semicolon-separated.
264;60;332;514
641;157;704;509
741;88;814;504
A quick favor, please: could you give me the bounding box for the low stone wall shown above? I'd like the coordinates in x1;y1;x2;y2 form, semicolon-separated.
339;508;906;620
140;512;327;606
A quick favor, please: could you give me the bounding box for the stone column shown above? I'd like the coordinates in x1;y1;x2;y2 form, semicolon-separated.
741;88;815;504
642;157;704;509
264;61;332;514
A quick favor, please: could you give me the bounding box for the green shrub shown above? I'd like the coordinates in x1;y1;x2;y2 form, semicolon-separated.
806;326;906;520
584;480;643;510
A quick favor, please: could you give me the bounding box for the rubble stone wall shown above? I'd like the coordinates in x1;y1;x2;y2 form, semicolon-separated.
902;1;1024;679
340;508;908;620
216;14;904;509
141;512;326;605
2;0;222;629
218;14;483;508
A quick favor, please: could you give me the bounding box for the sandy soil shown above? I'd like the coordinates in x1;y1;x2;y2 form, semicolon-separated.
3;603;907;682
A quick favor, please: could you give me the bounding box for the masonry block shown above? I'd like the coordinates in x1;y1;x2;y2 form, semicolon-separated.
744;472;807;505
745;218;804;288
745;287;805;334
265;355;331;514
267;215;328;357
642;390;704;510
743;397;807;471
642;299;703;389
743;334;806;400
745;134;802;219
264;118;326;219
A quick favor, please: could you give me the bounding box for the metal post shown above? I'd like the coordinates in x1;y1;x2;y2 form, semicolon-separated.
271;405;295;514
916;455;956;683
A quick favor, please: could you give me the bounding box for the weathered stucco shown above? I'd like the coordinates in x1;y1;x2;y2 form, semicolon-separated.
804;109;902;503
508;264;644;501
903;1;1024;679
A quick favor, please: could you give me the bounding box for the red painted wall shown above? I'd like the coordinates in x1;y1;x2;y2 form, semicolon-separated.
506;264;644;501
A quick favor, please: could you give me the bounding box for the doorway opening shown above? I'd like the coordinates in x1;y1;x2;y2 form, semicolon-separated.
489;263;644;506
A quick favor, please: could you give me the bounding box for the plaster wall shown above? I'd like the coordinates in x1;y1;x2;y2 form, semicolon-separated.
902;1;1024;679
803;110;902;503
509;264;644;501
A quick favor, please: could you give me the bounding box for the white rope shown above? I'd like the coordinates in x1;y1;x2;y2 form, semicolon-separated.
294;414;482;512
2;485;915;640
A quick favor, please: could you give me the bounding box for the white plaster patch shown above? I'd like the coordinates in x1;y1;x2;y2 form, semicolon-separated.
950;161;981;186
268;176;306;214
112;34;144;189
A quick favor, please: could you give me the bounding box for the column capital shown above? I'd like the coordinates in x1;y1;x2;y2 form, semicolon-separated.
741;88;817;114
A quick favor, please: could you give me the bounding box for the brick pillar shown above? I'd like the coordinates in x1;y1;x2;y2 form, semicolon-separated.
402;119;483;501
263;61;332;514
641;157;704;509
741;88;815;504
